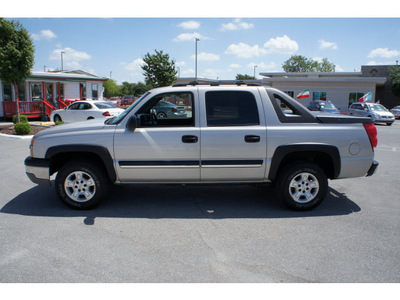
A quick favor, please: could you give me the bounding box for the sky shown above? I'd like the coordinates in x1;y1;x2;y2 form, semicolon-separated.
5;1;400;84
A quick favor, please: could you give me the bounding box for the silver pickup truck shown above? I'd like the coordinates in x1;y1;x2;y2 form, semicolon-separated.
25;83;379;211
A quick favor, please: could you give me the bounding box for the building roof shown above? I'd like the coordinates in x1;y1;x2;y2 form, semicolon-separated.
259;71;386;86
28;70;108;82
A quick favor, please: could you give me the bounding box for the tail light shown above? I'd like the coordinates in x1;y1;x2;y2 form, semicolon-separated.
172;107;178;112
363;123;378;150
102;111;111;117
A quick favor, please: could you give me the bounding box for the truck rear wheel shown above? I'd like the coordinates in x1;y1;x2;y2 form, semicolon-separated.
56;160;108;209
276;162;328;211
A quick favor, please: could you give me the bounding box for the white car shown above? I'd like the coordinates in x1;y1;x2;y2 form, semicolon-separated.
50;100;124;123
348;102;395;126
390;105;400;119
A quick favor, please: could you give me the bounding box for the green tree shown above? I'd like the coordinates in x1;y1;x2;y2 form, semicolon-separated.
236;74;256;80
103;79;122;97
388;66;400;97
142;50;177;88
0;18;35;122
282;55;335;72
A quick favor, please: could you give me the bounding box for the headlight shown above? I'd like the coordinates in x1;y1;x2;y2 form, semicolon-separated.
29;136;36;157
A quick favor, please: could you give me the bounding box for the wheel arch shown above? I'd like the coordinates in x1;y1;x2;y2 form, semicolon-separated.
45;145;116;183
268;144;341;182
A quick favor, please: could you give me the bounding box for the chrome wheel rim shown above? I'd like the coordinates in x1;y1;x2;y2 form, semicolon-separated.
289;172;319;203
64;171;96;202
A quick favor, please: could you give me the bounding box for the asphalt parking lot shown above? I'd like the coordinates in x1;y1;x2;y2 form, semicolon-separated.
0;120;399;283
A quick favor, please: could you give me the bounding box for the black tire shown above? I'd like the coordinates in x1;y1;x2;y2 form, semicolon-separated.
157;112;167;119
55;159;109;209
276;162;328;211
54;114;62;123
387;123;392;126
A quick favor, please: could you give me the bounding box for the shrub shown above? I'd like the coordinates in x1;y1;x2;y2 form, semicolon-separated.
55;121;64;126
14;122;31;135
12;114;28;124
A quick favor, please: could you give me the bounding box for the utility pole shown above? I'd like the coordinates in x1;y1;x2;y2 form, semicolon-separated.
61;51;65;71
195;38;200;82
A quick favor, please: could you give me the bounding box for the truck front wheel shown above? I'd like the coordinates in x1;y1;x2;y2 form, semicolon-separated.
56;160;108;209
276;162;328;211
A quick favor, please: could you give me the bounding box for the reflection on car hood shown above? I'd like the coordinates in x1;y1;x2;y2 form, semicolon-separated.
34;118;109;138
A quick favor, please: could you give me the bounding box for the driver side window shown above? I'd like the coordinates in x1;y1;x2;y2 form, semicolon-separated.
136;92;194;127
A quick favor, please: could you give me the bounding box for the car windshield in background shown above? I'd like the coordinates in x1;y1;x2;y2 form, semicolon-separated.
369;104;388;112
94;102;118;109
321;102;336;109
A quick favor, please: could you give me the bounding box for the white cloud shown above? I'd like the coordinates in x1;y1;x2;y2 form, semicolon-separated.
247;61;277;71
192;52;220;62
49;47;91;69
319;39;338;50
263;35;299;54
175;61;186;67
366;60;397;66
173;32;208;42
178;20;200;30
229;64;241;68
335;65;344;72
123;58;145;71
220;19;254;31
225;43;267;58
368;48;400;58
31;29;57;41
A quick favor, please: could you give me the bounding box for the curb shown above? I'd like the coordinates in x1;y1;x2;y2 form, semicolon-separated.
0;133;33;139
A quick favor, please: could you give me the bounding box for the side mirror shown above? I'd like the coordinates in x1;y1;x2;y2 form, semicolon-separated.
126;116;137;131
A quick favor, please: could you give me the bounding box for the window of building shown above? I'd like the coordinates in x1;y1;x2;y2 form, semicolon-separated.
56;83;64;101
92;83;98;100
45;83;53;102
313;91;327;100
205;91;259;127
283;91;294;98
136;92;194;127
17;83;26;101
80;83;86;100
30;83;42;101
348;92;364;106
3;84;12;101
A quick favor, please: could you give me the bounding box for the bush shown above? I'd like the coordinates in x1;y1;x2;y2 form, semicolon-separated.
12;114;28;124
14;122;31;135
55;121;64;125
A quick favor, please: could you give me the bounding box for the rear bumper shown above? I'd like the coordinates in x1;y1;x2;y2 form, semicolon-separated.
24;157;51;186
366;160;379;177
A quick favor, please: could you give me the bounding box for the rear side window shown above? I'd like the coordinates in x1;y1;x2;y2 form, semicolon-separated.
205;91;260;126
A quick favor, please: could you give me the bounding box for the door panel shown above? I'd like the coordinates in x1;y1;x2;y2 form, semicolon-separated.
199;89;267;181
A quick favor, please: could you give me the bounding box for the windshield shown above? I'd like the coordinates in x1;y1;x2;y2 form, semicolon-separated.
369;104;388;112
320;102;337;110
106;92;151;125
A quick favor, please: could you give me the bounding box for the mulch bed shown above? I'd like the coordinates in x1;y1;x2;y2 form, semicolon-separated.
0;125;49;136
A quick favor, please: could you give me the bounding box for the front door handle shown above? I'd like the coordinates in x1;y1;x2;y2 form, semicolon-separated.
245;135;260;143
182;135;198;143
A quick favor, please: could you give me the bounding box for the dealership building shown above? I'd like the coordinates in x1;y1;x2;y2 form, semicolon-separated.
177;65;400;113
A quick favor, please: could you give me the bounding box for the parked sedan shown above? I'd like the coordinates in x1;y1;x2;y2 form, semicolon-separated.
348;102;395;125
308;100;340;114
50;100;124;123
152;100;187;119
390;105;400;119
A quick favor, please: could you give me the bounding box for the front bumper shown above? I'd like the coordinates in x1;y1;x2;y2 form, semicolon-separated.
24;157;51;186
366;160;379;177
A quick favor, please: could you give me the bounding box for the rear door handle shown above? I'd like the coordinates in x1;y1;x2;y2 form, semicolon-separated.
182;135;198;143
245;135;260;143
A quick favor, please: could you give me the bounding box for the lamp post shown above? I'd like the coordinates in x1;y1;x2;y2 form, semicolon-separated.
254;65;257;79
195;38;200;82
61;51;65;71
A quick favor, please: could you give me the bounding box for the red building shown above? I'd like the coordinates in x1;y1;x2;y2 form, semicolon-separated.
0;70;108;120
